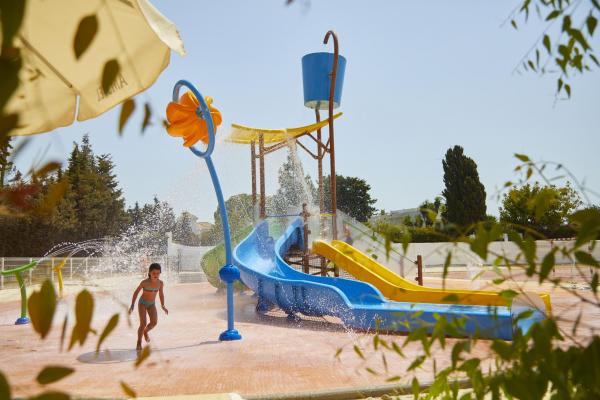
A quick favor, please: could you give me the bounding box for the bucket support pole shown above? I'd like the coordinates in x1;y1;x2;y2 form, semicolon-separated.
324;30;339;240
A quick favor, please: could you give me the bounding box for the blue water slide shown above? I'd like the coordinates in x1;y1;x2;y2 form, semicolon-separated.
233;218;546;340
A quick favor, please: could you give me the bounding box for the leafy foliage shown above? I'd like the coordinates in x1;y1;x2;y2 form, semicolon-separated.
0;136;128;256
36;367;74;385
442;146;487;231
356;157;600;400
28;280;57;339
509;0;600;98
323;174;377;222
499;182;582;238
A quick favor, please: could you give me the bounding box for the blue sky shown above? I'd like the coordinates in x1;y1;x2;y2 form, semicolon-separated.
13;1;600;222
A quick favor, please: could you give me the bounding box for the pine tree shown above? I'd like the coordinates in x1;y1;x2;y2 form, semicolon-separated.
441;145;487;229
0;135;15;189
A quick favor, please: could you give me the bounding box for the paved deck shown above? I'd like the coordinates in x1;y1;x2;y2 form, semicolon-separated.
0;275;597;399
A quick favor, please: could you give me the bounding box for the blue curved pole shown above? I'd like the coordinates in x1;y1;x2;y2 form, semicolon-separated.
172;80;241;341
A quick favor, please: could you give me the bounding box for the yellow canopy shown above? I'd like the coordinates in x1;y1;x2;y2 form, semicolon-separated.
226;112;342;144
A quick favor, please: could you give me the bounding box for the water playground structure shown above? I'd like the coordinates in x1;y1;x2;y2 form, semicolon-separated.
164;31;550;341
0;31;552;343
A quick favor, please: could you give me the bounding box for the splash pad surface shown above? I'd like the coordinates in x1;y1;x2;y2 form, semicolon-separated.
0;276;596;399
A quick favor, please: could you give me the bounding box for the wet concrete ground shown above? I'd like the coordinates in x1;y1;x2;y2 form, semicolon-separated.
0;271;597;399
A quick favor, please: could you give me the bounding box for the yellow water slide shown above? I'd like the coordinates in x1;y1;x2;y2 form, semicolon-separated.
312;240;552;314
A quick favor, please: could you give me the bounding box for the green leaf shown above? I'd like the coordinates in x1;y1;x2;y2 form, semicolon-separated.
562;15;572;32
0;371;10;400
31;161;62;179
528;60;536;71
514;153;530;162
334;348;343;359
574;251;599;267
411;377;420;397
408;355;425;371
590;54;600;67
0;113;19;138
546;10;560;21
543;35;552;54
401;229;411;253
569;28;590;51
511;19;518;29
101;59;120;96
36;367;75;385
0;53;22;113
442;294;459;302
587;15;598;35
353;344;365;360
68;290;94;350
96;313;119;353
540;250;555;282
118;99;136;135
141;103;152;134
499;289;518;302
135;345;151;368
572;208;600;247
557;78;564;93
491;339;513;360
442;251;452;282
120;381;137;398
391;341;404;357
28;280;57;339
29;392;71;400
0;0;26;49
73;15;98;59
458;358;480;373
59;316;68;353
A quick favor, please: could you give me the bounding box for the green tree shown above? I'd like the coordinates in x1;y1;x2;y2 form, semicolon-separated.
323;174;377;222
173;211;201;246
499;182;582;237
124;197;176;255
209;193;254;243
0;135;15;188
62;135;127;241
441;145;487;230
419;197;444;227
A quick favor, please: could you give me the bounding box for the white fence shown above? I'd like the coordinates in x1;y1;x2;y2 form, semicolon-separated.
0;254;206;290
397;240;600;267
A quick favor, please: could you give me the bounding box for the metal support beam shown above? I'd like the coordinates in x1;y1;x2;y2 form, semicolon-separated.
324;30;339;240
251;141;257;218
259;134;266;219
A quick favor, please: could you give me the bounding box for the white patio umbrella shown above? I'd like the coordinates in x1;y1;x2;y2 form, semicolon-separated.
4;0;185;136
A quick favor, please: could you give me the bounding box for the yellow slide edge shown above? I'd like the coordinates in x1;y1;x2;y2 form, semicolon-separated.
312;240;551;315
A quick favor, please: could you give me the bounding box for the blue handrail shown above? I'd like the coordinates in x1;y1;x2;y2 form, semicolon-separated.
172;80;241;341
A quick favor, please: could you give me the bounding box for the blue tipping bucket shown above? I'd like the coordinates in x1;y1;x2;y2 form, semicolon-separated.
302;52;347;110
